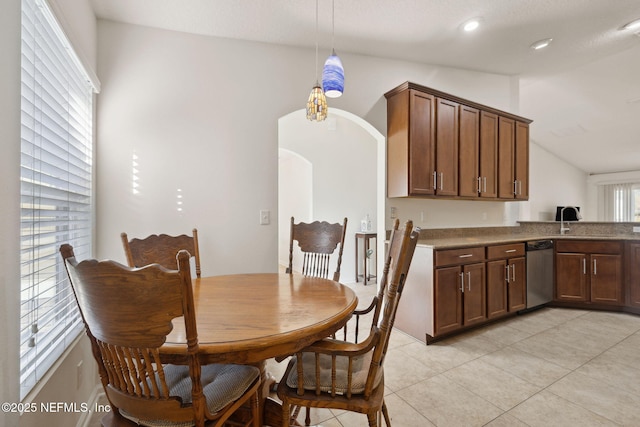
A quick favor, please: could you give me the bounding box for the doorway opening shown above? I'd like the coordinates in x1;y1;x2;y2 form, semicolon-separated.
278;109;385;283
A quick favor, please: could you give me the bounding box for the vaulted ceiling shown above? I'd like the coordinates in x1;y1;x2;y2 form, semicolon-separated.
91;0;640;174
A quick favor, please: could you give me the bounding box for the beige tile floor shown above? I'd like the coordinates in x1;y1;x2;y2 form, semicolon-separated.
268;281;640;426
91;281;640;426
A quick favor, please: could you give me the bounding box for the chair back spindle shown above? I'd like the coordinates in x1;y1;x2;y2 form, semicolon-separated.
287;217;347;282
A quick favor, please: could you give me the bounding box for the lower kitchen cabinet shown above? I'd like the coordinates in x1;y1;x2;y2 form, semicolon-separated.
556;253;588;301
508;257;527;310
434;262;486;336
394;237;640;346
555;240;623;306
628;242;640;307
486;243;526;318
590;254;623;304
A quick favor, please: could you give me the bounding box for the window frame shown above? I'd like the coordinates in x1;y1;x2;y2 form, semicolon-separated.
19;0;97;400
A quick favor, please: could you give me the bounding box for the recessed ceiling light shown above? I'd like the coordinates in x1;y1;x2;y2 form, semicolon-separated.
620;18;640;31
461;18;482;32
530;38;553;50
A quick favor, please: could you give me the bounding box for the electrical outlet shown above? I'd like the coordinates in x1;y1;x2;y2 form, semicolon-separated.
260;210;270;225
390;207;397;219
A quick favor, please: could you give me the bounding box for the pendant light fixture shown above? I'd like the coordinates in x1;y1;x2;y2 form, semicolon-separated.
322;0;344;98
306;0;327;121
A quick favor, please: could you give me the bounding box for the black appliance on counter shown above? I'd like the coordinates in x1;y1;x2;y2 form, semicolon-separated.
555;206;580;221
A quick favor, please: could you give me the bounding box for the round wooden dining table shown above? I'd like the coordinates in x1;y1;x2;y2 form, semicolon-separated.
162;272;358;362
161;272;358;426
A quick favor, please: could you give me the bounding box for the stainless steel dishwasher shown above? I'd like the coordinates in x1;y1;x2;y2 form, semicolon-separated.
525;240;554;310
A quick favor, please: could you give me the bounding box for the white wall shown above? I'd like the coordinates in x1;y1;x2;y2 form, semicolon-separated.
95;20;520;273
528;141;589;221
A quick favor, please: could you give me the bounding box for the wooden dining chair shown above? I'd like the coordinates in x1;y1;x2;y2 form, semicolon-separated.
286;217;347;282
277;219;419;427
60;245;260;427
121;228;201;278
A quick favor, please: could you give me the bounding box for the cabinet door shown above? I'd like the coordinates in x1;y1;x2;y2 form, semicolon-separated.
497;116;515;199
463;263;486;326
458;105;480;198
556;253;589;302
479;111;498;198
434;266;463;336
514;121;529;200
408;90;436;195
628;243;640;307
486;260;508;319
508;257;527;311
435;98;459;196
590;254;623;305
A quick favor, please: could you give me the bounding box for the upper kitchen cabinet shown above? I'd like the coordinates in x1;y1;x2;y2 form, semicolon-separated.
435;98;459;197
477;111;498;198
498;117;530;200
514;121;529;200
385;81;532;201
387;89;435;196
458;105;480;198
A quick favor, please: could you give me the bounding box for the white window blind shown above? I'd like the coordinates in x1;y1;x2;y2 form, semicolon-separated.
602;183;636;222
20;0;94;399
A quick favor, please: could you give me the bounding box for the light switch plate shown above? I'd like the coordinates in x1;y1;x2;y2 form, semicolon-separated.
260;210;270;225
633;226;640;233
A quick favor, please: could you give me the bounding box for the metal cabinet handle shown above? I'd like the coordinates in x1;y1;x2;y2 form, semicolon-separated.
505;264;510;283
583;258;587;275
513;180;517;195
593;259;597;275
458;254;473;258
477;177;482;194
511;264;516;282
519;180;522;195
433;171;437;190
505;249;517;253
467;271;471;291
483;176;487;193
439;172;444;190
460;272;465;292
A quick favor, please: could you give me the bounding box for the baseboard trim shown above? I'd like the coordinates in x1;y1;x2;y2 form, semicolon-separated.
76;385;104;427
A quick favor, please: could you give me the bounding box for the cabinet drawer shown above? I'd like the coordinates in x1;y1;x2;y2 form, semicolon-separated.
556;240;621;254
435;246;485;266
486;243;525;260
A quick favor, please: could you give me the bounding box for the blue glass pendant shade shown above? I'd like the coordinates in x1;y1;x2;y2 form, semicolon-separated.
322;49;344;98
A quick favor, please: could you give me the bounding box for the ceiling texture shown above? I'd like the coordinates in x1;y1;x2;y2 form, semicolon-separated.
91;0;640;175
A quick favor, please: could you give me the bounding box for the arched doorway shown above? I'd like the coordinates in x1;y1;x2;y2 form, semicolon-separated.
278;109;385;283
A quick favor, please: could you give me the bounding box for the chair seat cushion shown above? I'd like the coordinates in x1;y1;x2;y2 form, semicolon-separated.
285;351;382;395
121;363;259;427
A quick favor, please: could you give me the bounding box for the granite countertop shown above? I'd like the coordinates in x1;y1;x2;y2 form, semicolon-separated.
415;222;640;249
418;234;640;249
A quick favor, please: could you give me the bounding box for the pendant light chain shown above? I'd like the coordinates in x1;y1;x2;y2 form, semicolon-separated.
331;0;335;50
322;0;344;98
306;0;327;121
315;0;319;83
